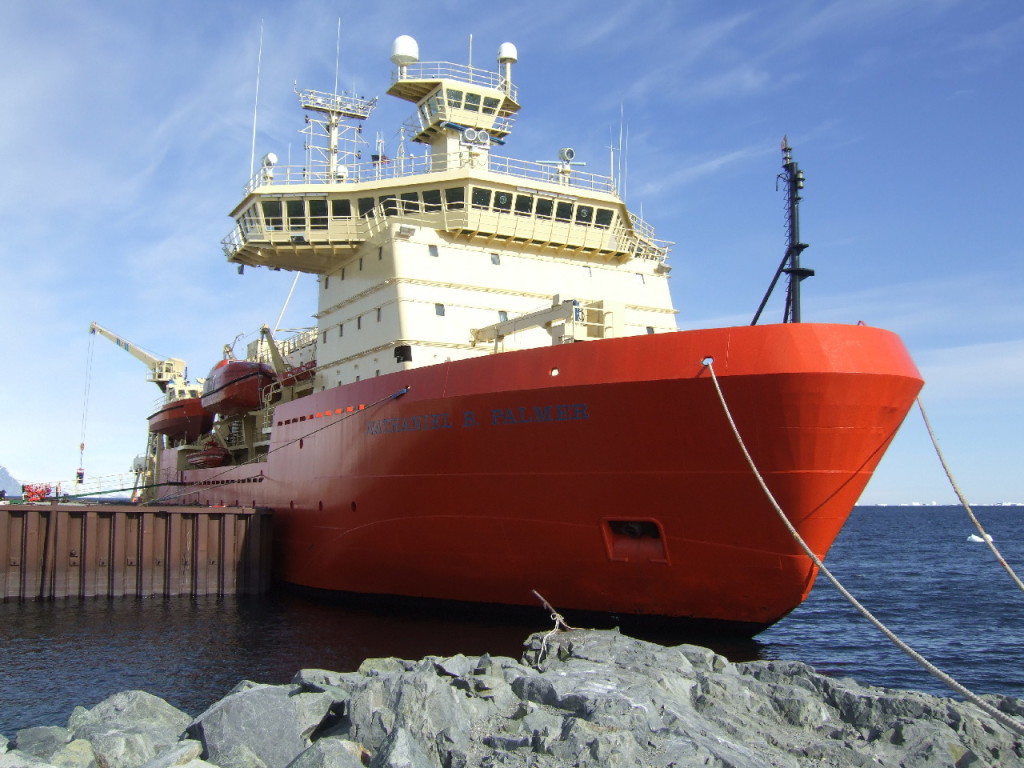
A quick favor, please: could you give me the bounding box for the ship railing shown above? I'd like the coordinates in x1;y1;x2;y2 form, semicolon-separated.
260;403;275;434
297;88;376;120
17;472;141;500
401;110;517;142
222;202;672;264
392;62;519;104
241;151;616;195
245;327;318;363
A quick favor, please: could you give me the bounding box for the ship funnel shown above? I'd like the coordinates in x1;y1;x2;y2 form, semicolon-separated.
497;42;517;94
391;35;419;76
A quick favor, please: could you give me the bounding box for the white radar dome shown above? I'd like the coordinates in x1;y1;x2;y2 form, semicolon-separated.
391;35;420;66
497;42;518;63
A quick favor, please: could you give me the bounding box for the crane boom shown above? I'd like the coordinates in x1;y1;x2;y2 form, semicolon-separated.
89;321;187;393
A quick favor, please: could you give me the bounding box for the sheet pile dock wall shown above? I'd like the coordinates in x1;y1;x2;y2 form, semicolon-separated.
0;503;272;600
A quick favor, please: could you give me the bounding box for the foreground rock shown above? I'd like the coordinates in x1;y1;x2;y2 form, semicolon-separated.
3;629;1023;767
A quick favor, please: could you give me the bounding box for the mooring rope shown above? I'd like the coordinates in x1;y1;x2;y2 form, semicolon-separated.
702;358;1024;737
916;397;1024;594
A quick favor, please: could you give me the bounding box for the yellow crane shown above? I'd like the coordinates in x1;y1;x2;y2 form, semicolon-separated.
88;321;189;394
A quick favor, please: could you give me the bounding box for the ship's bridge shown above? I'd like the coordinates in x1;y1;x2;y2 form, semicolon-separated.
221;36;671;275
387;61;520;144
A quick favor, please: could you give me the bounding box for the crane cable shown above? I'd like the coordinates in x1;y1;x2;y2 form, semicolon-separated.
702;358;1024;738
78;330;96;484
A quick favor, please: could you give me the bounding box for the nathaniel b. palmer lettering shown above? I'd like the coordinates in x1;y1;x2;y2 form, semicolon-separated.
366;402;589;435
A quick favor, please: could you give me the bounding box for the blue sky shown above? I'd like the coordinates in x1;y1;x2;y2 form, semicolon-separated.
1;1;1021;504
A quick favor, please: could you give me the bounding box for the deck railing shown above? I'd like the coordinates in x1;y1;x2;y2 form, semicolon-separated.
243;150;616;196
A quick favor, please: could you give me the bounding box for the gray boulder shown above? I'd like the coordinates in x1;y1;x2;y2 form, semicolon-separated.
136;740;203;768
0;751;56;768
49;740;97;768
65;691;191;768
185;683;334;768
283;738;368;768
13;727;69;762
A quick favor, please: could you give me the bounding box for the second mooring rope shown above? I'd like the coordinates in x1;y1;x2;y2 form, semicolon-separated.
702;358;1024;737
916;397;1024;594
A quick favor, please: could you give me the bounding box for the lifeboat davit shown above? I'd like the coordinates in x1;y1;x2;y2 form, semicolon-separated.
201;360;277;416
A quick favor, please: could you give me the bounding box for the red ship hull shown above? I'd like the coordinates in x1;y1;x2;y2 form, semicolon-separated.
147;397;212;442
201;360;277;416
157;323;922;632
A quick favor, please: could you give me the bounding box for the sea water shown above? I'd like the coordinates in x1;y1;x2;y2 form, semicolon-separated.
2;505;1022;738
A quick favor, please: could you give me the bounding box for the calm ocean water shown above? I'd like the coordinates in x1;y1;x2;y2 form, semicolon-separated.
2;505;1023;738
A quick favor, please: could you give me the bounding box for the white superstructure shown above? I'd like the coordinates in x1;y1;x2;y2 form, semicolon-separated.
222;37;676;391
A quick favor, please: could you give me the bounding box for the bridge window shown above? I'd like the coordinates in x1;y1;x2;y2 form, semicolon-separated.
287;200;305;230
535;198;553;219
239;205;260;236
332;199;352;218
595;209;613;228
514;195;533;215
464;93;481;112
422;189;442;212
309;199;328;230
482;97;500;115
358;197;375;218
575;205;593;225
471;187;491;209
400;192;420;213
444;187;465;210
555;201;573;222
379;195;398;216
446;89;463;109
262;200;283;230
493;191;512;211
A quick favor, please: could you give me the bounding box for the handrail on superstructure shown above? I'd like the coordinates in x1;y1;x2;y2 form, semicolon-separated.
243;151;616;196
392;62;519;104
297;88;376;119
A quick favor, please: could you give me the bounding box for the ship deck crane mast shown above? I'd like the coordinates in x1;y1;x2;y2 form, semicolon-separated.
88;322;189;393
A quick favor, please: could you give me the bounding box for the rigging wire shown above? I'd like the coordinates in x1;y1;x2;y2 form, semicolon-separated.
702;357;1024;738
78;330;96;481
917;397;1024;594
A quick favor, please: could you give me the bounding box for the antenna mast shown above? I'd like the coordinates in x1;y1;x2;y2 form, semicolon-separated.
751;137;814;325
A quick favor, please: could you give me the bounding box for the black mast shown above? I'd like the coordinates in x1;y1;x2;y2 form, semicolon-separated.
751;137;814;325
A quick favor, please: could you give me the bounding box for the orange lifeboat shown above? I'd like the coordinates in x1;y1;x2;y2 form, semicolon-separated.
201;360;277;416
147;397;213;441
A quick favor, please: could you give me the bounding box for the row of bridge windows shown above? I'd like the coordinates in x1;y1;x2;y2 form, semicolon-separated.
251;187;616;232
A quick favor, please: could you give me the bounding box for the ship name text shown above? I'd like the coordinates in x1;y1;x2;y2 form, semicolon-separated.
366;402;589;436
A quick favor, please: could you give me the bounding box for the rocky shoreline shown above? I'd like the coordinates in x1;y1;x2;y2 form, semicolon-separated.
3;628;1023;767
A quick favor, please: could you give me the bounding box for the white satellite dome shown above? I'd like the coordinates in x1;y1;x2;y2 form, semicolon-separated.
497;42;518;63
391;35;419;67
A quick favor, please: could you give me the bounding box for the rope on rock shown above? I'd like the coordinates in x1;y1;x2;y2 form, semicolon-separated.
532;589;576;661
702;358;1024;738
916;397;1024;594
